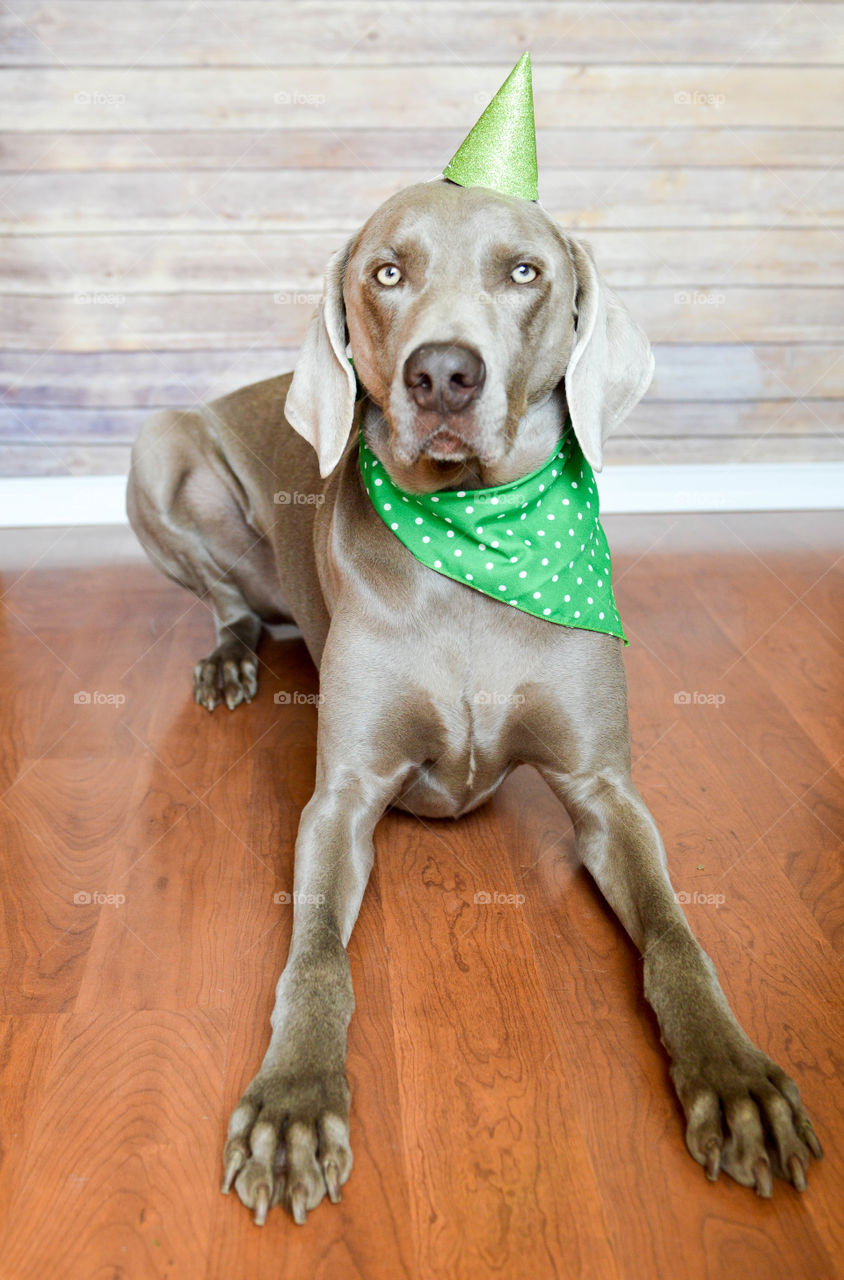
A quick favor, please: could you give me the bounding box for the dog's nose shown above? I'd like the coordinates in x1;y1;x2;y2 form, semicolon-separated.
403;343;486;413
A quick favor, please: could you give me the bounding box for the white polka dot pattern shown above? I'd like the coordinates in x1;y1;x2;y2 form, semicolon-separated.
358;426;626;642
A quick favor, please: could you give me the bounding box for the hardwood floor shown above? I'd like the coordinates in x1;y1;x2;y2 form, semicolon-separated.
0;513;840;1279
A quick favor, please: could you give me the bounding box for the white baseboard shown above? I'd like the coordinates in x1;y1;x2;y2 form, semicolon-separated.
0;475;130;527
0;464;841;528
596;463;844;514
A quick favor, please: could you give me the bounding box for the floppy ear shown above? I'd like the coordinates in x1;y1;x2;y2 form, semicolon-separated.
562;236;654;472
284;242;357;478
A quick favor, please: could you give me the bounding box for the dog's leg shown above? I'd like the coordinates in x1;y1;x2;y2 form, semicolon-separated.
221;765;399;1225
540;762;822;1195
127;409;289;711
192;591;262;712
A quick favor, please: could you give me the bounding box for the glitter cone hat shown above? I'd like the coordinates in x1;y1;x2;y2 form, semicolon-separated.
443;51;538;202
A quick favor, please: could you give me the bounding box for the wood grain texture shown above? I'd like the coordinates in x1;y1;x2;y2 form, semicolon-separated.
1;3;841;473
0;512;841;1277
5;66;844;130
3;128;842;170
3;2;842;66
3;168;841;232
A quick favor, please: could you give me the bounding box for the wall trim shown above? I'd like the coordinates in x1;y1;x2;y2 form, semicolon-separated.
0;465;842;528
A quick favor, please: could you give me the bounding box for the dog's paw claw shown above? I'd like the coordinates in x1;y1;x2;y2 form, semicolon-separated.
221;1149;244;1194
788;1154;808;1192
674;1045;821;1197
194;651;258;712
704;1137;721;1182
753;1157;773;1198
222;1073;352;1225
323;1158;342;1204
253;1184;271;1226
290;1184;308;1225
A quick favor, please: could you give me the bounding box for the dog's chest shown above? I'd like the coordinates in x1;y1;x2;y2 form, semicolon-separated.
391;621;534;818
393;701;517;818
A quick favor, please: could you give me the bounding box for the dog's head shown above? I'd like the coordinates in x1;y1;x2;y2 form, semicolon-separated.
285;180;653;491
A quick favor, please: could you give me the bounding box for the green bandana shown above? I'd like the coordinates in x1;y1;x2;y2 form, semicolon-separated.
358;426;626;641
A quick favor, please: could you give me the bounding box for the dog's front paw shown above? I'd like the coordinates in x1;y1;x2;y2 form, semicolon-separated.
221;1066;352;1225
194;647;257;711
671;1039;823;1196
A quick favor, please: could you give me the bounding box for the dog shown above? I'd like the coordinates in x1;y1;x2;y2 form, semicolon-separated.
126;178;822;1225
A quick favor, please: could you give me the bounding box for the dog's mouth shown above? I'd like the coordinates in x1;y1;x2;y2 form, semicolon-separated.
421;426;473;462
374;414;513;493
377;392;507;488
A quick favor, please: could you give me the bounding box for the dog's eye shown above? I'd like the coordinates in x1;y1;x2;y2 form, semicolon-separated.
375;264;402;287
511;263;538;284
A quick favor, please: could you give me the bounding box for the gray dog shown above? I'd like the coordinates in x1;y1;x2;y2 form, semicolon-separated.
127;179;822;1225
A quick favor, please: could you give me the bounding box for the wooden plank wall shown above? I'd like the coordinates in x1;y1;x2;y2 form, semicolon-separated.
1;1;842;477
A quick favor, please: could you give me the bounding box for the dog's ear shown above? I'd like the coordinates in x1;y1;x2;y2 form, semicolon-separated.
285;241;357;478
562;236;654;472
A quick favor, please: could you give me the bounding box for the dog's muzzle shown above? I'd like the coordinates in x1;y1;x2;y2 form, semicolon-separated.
401;342;486;459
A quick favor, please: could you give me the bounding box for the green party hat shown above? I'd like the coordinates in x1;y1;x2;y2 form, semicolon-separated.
443;52;538;202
